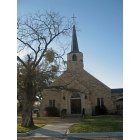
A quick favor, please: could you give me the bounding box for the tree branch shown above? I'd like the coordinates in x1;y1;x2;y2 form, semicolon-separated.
34;28;70;69
17;37;37;54
17;56;27;68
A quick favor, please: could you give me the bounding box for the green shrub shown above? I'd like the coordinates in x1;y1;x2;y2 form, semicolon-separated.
61;109;67;118
45;107;60;117
95;105;108;115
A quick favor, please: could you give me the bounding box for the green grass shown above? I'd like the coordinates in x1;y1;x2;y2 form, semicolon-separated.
17;116;47;133
17;116;60;124
69;115;123;133
17;124;45;133
17;116;61;133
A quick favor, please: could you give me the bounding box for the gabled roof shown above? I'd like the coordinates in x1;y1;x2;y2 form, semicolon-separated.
49;69;111;92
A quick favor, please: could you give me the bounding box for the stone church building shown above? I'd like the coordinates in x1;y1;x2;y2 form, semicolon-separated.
40;25;114;116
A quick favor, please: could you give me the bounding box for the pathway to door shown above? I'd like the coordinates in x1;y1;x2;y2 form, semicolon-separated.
30;117;80;137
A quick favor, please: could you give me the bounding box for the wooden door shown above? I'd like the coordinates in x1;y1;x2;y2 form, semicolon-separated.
71;99;81;114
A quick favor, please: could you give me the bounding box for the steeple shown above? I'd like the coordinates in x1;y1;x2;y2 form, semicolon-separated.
67;23;84;71
71;25;79;52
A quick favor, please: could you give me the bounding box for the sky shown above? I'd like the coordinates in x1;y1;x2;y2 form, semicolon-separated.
17;0;123;88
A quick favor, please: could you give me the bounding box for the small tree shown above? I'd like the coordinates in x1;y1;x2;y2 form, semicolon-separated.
17;11;71;127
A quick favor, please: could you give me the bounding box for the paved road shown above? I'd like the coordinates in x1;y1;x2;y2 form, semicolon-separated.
17;136;123;140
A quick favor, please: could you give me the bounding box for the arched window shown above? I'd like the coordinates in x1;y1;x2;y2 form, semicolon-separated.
72;54;77;61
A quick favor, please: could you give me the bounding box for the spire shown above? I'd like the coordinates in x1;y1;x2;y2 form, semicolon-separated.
71;25;79;52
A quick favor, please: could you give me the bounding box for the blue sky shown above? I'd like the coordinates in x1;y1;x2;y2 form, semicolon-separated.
17;0;123;88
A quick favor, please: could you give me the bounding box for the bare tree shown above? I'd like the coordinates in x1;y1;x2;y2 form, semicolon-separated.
17;11;71;127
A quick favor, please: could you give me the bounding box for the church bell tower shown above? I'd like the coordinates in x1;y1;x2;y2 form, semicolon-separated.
67;25;84;72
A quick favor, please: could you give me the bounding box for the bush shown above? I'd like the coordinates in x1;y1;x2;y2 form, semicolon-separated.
45;107;60;117
95;105;108;115
61;109;67;118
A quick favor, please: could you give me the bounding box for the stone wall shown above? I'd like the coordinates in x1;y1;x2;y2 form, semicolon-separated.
40;69;113;116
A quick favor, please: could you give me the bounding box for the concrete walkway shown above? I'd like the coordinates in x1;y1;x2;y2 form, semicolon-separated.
30;122;74;137
18;117;80;137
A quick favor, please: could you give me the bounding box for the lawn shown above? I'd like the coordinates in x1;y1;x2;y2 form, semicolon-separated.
17;116;46;133
69;115;123;133
17;116;61;133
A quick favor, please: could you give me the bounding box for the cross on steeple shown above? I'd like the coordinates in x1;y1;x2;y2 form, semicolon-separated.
70;14;79;53
71;14;76;25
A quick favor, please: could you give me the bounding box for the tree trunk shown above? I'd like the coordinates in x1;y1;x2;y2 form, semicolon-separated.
21;70;36;128
21;102;34;127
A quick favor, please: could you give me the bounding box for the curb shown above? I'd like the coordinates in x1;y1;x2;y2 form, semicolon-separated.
17;131;32;137
67;132;123;137
17;130;123;138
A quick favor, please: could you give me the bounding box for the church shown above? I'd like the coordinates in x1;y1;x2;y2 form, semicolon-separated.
40;24;114;116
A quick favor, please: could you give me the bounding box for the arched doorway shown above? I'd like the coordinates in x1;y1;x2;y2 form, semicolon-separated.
70;93;81;114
